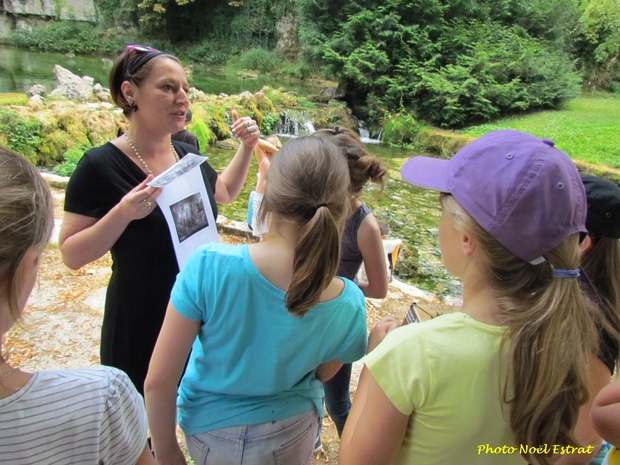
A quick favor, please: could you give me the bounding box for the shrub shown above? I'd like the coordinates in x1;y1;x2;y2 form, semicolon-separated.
11;20;132;54
187;119;210;151
0;110;44;164
184;42;230;66
381;112;423;146
54;145;90;176
238;48;280;74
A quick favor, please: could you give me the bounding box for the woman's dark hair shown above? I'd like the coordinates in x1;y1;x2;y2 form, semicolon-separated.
109;48;180;115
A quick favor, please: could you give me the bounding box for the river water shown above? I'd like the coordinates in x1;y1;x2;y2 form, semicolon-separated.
0;45;461;300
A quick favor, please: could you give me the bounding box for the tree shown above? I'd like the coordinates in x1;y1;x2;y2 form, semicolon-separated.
297;0;583;128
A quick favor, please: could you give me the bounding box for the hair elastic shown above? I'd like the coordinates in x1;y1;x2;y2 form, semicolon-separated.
552;268;580;279
314;203;329;212
333;127;343;135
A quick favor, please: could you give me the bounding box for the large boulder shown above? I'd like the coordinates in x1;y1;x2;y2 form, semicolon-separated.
50;65;93;101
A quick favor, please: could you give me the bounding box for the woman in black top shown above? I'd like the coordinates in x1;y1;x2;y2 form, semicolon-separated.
59;45;260;393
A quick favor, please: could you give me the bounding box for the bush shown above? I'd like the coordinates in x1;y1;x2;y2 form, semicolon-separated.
54;145;90;176
299;0;582;128
11;21;132;54
381;112;423;146
187;118;210;151
238;48;280;74
0;110;44;164
183;42;230;66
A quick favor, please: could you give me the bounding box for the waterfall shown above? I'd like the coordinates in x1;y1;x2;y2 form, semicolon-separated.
274;110;316;137
358;120;382;144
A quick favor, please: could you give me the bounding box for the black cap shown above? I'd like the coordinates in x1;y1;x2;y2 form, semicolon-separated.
580;174;620;239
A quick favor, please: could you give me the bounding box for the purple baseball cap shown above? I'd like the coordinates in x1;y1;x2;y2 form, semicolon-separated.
401;130;587;264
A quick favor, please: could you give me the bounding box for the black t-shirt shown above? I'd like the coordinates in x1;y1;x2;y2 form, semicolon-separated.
64;141;218;393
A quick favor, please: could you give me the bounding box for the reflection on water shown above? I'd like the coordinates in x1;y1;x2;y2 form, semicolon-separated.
206;143;462;301
0;45;114;93
0;45;327;96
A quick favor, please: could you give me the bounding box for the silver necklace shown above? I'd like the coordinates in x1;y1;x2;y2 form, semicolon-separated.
124;133;179;174
0;366;17;384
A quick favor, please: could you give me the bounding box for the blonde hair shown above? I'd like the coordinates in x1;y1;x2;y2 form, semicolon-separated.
259;137;351;317
0;146;53;323
263;134;282;150
312;128;386;195
441;194;598;465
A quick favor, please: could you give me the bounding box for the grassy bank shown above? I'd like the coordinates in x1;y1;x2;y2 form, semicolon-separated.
460;94;620;169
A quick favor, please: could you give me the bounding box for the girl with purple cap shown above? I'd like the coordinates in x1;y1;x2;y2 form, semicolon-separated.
339;130;599;465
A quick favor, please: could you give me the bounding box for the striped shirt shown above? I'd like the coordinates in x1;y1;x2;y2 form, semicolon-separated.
0;366;147;464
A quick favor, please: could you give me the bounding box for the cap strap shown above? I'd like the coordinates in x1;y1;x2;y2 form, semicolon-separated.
552;268;580;279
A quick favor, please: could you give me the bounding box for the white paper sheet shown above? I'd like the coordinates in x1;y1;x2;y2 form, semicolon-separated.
148;153;220;269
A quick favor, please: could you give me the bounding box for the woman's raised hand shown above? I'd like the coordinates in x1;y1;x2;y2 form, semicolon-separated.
230;109;260;149
118;175;162;221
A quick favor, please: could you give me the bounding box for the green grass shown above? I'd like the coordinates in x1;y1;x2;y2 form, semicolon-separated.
461;94;620;169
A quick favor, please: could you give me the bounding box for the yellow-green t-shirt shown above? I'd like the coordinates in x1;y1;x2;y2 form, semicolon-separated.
366;312;526;465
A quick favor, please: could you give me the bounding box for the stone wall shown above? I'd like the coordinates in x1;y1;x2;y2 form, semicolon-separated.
0;0;96;39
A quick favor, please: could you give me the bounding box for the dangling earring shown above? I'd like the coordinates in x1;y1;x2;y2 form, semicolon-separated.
129;100;138;112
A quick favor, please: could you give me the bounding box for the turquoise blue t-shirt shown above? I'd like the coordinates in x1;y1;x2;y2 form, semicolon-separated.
171;243;368;435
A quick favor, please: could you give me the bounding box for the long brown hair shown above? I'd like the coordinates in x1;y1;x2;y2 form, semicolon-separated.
312;127;386;195
258;137;351;316
441;194;598;465
0;146;53;323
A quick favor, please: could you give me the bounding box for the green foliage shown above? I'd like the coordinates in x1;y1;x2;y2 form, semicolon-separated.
296;96;316;108
298;0;583;128
0;110;44;164
0;94;28;106
260;112;280;134
238;48;281;74
54;145;90;176
578;0;620;90
184;41;230;66
94;0;138;28
187;118;210;151
381;111;423;146
11;20;132;54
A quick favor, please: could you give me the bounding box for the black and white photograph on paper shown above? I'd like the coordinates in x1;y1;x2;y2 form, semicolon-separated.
149;154;219;270
170;193;209;243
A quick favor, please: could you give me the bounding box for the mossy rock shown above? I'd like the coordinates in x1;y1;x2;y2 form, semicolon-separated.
393;244;419;279
416;128;475;158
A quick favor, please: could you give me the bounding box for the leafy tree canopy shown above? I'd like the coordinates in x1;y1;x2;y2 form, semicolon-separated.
297;0;583;127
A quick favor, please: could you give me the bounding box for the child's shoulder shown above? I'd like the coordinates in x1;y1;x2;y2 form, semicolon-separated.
185;243;246;271
197;242;245;257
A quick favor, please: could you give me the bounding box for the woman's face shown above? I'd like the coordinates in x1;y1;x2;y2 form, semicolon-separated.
129;57;190;135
